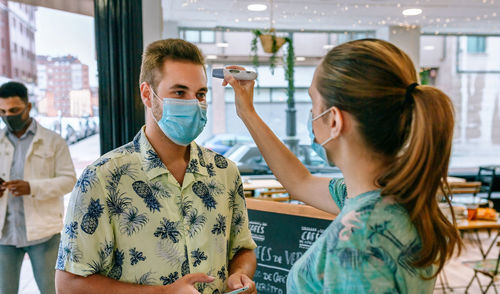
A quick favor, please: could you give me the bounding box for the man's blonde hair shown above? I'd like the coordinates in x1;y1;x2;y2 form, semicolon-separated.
139;39;205;91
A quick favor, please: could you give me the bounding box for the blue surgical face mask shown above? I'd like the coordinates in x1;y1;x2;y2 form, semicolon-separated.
150;88;207;146
307;108;335;165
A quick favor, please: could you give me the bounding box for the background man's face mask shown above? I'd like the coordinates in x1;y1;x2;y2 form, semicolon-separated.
1;107;29;132
150;87;207;146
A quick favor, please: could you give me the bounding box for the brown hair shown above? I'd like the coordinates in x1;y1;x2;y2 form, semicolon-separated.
139;38;205;91
316;39;461;277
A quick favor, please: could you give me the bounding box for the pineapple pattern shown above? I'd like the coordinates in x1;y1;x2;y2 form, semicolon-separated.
192;181;217;211
76;167;97;193
181;245;190;276
108;249;125;280
132;180;162;212
287;178;436;293
129;247;146;265
57;129;256;293
81;198;104;234
214;154;228;169
160;272;179;285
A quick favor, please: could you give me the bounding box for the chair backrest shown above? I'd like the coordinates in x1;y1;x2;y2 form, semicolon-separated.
477;167;497;199
446;181;482;196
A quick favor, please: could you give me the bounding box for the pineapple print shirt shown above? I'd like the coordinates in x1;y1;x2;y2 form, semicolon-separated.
56;128;257;293
287;178;437;293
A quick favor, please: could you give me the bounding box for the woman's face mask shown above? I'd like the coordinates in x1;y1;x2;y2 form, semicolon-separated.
150;87;207;146
307;107;335;165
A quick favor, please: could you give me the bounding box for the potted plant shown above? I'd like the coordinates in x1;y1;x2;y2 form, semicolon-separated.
251;29;287;73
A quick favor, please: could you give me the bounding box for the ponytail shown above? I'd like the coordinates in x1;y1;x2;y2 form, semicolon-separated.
378;86;461;277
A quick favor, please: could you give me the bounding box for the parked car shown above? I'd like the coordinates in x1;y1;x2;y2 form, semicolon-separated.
226;143;341;176
202;133;253;154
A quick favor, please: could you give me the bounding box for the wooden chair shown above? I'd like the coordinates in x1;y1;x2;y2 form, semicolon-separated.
463;241;500;293
448;181;482;196
444;181;482;202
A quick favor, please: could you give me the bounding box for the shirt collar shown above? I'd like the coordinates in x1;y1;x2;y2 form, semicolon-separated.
134;127;209;181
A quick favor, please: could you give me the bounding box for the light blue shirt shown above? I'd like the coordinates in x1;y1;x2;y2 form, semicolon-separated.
287;178;436;293
0;120;51;247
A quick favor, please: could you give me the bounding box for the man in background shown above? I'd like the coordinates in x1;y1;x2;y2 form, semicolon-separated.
0;81;77;294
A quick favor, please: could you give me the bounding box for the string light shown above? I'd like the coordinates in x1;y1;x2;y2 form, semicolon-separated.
177;1;498;36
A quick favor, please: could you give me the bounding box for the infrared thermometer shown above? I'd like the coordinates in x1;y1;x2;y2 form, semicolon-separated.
212;68;258;80
224;286;249;294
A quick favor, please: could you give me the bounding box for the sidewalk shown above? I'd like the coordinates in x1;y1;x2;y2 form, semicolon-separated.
18;134;100;294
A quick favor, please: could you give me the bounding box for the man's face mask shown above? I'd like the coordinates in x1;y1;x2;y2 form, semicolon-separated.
150;87;208;146
1;106;29;132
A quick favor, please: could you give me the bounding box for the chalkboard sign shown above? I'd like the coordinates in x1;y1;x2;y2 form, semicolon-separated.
248;206;334;294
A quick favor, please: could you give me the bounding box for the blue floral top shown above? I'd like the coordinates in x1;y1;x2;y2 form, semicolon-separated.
287;179;436;293
56;128;256;293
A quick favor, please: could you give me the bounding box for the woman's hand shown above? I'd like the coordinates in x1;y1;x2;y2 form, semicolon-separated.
222;66;256;118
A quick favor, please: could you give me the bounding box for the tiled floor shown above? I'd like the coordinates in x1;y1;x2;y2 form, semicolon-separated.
435;230;500;294
19;256;39;294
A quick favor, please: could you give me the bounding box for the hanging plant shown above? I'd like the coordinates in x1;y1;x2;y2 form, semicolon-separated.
251;29;262;71
284;37;295;105
251;29;287;74
250;30;295;102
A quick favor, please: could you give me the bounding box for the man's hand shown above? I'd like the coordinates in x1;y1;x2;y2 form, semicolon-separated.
226;273;256;294
4;180;31;196
161;273;215;294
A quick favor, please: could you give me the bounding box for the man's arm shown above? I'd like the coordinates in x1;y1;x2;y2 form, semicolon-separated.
226;249;257;294
56;270;215;294
30;137;77;200
228;248;256;278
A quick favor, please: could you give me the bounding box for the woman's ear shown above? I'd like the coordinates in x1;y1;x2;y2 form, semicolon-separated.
328;106;344;139
140;82;153;108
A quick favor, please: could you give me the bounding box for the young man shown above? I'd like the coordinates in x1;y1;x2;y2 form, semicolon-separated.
56;39;257;294
0;81;77;294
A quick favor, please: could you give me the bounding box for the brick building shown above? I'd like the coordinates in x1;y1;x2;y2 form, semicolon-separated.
0;0;36;83
37;55;91;117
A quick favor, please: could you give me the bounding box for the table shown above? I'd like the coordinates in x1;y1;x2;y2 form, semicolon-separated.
242;179;283;191
242;179;289;200
243;176;464;194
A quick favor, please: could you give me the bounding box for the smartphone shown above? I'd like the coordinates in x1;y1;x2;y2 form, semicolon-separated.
0;177;4;185
224;286;249;294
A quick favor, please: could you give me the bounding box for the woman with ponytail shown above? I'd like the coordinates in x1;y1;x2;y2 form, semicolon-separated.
224;38;461;293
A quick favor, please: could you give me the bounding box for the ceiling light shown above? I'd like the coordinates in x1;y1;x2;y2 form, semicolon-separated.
216;42;229;48
206;55;217;60
402;8;422;16
248;4;267;12
296;57;306;61
423;45;435;51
